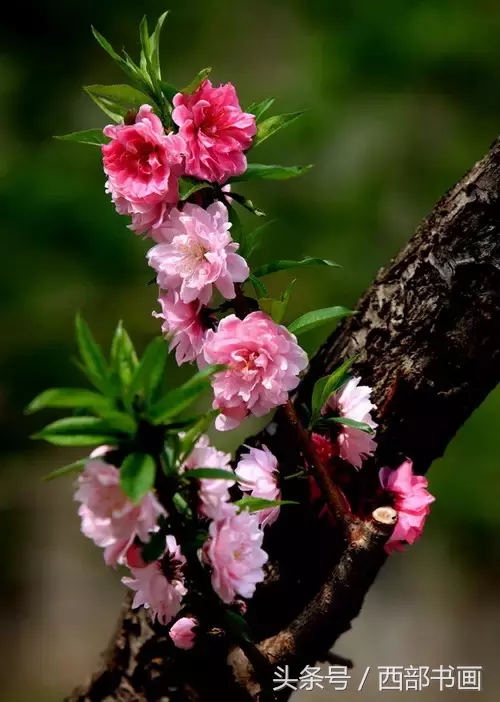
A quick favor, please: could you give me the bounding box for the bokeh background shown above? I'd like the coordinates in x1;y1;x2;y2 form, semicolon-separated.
1;1;500;700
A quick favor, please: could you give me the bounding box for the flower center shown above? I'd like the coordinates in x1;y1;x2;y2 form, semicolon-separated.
161;553;184;583
178;240;207;275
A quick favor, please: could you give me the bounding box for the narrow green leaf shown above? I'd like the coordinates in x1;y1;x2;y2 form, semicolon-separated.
178;176;213;201
235;497;299;512
85;85;153;111
182;67;212;94
86;91;128;122
120;453;156;502
178;409;221;463
75;314;109;393
259;279;296;324
253;257;340;278
128;337;168;405
110;320;139;391
318;416;375;434
224;610;254;643
253;111;305;148
248;273;268;299
229;192;266;217
183;468;237;481
288;306;353;336
43;459;87;482
227;202;243;246
160;81;178;102
97;411;137;435
55;129;109;146
247;97;275;122
310;356;358;426
150;365;225;424
151;11;169;79
91;27;139;82
33;416;122;447
230;163;313;183
26;388;110;415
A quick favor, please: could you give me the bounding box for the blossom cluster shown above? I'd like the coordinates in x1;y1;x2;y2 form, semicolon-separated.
102;83;308;431
75;439;280;641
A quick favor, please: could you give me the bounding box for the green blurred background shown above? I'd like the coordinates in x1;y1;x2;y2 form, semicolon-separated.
1;1;500;700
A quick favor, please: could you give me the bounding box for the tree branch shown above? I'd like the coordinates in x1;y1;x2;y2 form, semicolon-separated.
68;139;500;701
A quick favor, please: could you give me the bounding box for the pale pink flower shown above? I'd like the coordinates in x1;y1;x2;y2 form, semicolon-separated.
169;617;198;650
122;535;187;625
147;202;249;305
172;80;256;184
153;291;206;365
74;448;165;566
181;434;235;521
325;377;377;469
102;105;185;219
236;446;280;528
202;312;308;431
379;459;435;555
206;510;268;603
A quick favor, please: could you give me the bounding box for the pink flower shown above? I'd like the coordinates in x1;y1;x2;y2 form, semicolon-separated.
169;617;198;650
236;446;280;528
74;447;165;566
325;377;377;469
206;510;268;603
379;459;435;555
172;80;256;184
147;202;249;305
202;312;308;431
153;291;206;365
181;434;235;521
122;535;187;625
102;105;185;227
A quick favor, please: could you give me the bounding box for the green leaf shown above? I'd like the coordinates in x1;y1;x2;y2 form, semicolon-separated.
259;279;296;324
178;409;221;463
86;91;128;122
230;163;313;183
227;202;243;246
91;27;141;84
182;67;212;94
243;219;276;260
33;416;122;447
149;365;225;424
178;177;213;201
120;453;156;502
247;273;268;299
110;320;139;391
85;85;153;112
310;356;358;426
150;11;169;80
97;411;137;435
253;111;305;148
75;314;109;393
253;257;340;278
235;497;299;512
128;337;168;406
319;416;375;434
55;129;109;146
288;306;353;336
224;610;254;643
26;388;111;415
43;459;87;482
160;81;178;102
182;468;237;481
247;97;275;122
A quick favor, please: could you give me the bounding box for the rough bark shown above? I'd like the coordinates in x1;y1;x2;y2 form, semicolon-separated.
68;139;500;701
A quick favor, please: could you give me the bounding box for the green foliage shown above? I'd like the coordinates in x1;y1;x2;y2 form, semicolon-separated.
246;97;275;122
120;452;156;502
85;85;154;114
252;111;305;148
259;280;296;324
253;257;339;278
182;467;238;481
288;306;353;336
182;67;212;94
178;177;213;201
310;356;358;428
235;497;299;512
55;129;109;146
318;416;375;434
230;163;312;183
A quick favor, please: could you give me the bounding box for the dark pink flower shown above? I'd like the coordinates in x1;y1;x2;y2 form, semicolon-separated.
379;459;435;554
172;80;256;184
102;105;185;217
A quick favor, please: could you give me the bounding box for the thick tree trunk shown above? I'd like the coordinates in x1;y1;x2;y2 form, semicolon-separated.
69;139;500;701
